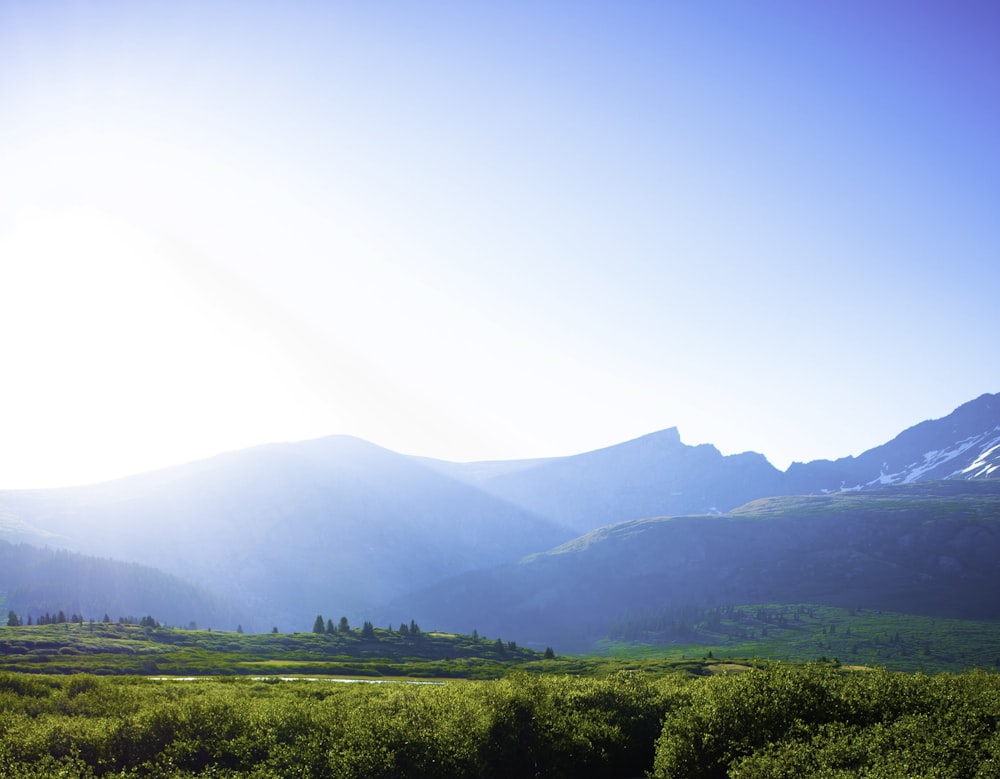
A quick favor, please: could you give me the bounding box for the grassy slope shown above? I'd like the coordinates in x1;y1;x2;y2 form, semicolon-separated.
0;623;561;679
728;479;1000;519
598;603;1000;673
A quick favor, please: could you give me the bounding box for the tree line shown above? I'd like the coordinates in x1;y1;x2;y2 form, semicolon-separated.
5;610;159;628
311;615;420;639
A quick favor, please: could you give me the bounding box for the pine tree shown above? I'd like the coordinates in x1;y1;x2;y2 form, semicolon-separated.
326;619;335;634
312;615;325;634
5;610;20;627
338;616;350;633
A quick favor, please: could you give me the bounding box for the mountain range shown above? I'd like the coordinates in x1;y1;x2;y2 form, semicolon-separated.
1;392;997;648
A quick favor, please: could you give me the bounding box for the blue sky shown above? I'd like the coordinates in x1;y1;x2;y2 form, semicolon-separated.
1;1;998;488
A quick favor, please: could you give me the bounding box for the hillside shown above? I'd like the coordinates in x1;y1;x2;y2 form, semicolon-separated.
386;481;1000;650
0;541;236;629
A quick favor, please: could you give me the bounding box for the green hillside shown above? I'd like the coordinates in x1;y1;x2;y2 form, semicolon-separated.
391;481;1000;650
602;603;1000;673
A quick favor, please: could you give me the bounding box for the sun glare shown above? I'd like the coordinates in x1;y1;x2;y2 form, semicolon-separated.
0;208;335;488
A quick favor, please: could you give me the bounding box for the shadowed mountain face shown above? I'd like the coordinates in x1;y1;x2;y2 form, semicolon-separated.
387;481;1000;651
0;541;236;629
0;393;997;639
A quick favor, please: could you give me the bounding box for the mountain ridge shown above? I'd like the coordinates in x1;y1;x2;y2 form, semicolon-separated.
1;392;997;638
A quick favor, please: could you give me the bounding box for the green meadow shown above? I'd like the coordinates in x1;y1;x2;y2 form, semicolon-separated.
602;603;1000;673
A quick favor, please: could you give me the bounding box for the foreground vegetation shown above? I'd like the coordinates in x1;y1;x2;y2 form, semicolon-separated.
2;666;999;778
4;610;1000;776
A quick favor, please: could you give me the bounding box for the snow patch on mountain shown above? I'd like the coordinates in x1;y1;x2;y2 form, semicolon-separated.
955;435;1000;479
862;428;1000;488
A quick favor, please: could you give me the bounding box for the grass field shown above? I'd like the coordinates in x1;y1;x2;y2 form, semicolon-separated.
599;603;1000;672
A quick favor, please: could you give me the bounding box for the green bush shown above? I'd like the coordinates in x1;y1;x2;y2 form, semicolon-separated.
652;667;1000;778
2;668;999;778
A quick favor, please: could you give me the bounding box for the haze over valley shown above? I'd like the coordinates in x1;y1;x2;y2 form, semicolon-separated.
2;393;998;651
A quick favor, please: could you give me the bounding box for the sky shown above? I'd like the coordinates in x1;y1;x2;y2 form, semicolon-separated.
1;1;998;489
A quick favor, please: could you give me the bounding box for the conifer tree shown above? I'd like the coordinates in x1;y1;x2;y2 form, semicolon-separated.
312;615;325;634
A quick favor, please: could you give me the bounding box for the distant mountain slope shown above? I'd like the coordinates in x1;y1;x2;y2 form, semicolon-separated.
785;392;1000;492
386;481;1000;650
454;393;1000;533
0;540;236;628
467;428;785;533
0;436;571;632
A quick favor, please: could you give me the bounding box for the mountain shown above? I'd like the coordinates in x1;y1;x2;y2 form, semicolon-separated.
445;427;786;534
450;393;1000;533
0;436;570;632
386;481;1000;650
784;392;1000;492
0;392;997;641
0;540;236;628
